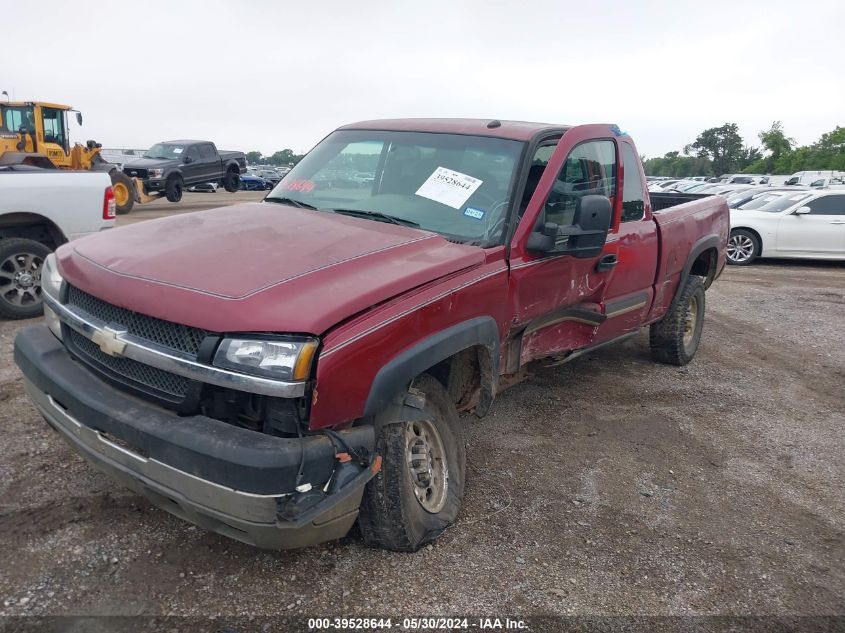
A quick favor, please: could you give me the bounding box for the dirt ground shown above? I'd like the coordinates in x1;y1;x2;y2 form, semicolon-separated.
0;197;842;620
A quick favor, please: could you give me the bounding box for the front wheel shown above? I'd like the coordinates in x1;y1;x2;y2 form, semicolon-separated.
0;238;51;319
727;229;760;265
165;175;183;203
358;374;466;552
110;171;135;214
649;275;705;366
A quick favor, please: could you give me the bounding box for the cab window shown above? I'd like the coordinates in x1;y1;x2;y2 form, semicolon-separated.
621;143;645;222
1;106;35;133
544;140;616;227
184;146;200;163
41;108;66;148
199;144;216;160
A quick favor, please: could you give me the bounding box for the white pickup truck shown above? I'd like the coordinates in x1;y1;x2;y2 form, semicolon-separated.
0;166;115;318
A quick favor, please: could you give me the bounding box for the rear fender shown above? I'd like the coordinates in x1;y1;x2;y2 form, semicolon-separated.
667;234;720;314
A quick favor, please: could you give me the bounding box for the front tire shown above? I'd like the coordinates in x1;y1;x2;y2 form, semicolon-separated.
0;238;51;319
727;229;760;265
110;171;135;214
649;275;705;366
165;175;183;203
358;374;466;552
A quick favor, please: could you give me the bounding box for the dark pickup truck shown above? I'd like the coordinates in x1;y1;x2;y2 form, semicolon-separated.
120;140;246;210
15;119;729;552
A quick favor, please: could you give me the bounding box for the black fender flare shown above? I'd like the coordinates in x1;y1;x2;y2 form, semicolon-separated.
362;316;500;418
667;233;720;313
166;169;183;182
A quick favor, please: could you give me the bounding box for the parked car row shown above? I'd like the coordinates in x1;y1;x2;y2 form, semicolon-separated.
727;187;845;265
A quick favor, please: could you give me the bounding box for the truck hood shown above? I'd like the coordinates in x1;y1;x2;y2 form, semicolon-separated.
57;202;485;334
122;157;177;170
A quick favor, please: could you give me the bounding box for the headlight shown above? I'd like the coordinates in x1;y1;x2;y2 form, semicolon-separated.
41;254;63;340
149;169;164;178
213;337;318;382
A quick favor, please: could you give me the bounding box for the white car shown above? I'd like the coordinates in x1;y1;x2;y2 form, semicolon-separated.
727;190;845;265
0;166;115;318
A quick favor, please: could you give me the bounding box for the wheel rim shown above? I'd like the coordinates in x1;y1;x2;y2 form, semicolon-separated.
405;419;449;513
683;295;699;349
0;252;44;307
727;234;754;263
113;182;129;206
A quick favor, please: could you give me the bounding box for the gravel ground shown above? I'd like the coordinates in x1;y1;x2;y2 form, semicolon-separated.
0;200;842;620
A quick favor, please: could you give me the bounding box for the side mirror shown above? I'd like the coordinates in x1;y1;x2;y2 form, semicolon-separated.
527;195;613;258
184;156;193;164
76;112;83;126
794;206;811;215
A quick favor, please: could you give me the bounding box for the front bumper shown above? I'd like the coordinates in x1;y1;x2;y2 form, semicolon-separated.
14;325;376;549
143;178;166;191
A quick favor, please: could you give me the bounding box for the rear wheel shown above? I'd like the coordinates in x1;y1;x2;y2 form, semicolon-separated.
110;171;135;214
649;275;705;366
727;229;760;265
358;374;466;552
223;168;241;193
0;238;51;319
165;175;183;203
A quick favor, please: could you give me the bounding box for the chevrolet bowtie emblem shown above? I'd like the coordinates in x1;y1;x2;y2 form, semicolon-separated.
92;325;128;357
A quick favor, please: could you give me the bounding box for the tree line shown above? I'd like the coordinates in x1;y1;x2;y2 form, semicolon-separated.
643;122;845;177
245;149;305;166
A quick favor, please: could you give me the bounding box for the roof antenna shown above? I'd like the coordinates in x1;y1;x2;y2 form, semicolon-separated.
487;119;501;129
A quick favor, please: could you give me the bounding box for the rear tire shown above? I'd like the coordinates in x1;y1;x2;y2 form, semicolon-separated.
110;171;135;214
649;275;705;366
0;238;51;319
358;374;466;552
165;175;183;203
223;168;240;193
727;229;760;265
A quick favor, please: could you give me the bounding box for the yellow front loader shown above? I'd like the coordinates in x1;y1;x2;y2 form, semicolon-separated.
0;100;158;213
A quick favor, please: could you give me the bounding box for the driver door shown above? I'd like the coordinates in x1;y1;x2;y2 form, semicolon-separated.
507;125;621;368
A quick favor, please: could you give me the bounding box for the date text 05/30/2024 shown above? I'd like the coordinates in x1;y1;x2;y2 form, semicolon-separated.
308;617;529;630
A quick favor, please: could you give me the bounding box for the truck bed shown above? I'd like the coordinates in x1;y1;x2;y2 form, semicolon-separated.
648;193;729;321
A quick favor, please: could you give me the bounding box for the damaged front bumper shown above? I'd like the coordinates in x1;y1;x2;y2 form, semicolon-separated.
14;325;377;549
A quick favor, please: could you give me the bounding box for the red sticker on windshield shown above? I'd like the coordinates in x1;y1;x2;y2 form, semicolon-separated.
281;179;314;193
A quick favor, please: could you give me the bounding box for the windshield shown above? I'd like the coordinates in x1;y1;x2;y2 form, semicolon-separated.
265;130;524;244
756;192;812;213
736;192;786;210
144;143;185;159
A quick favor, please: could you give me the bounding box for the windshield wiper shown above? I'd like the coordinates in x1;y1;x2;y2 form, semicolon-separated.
328;209;420;227
264;197;318;210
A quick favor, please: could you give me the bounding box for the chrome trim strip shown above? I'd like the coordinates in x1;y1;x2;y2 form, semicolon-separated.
44;293;305;398
605;300;648;318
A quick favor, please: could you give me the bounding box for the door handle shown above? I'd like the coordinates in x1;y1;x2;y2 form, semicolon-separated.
596;254;618;272
829;220;845;225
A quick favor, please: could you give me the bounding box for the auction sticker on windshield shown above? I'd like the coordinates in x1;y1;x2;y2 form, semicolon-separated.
416;167;483;209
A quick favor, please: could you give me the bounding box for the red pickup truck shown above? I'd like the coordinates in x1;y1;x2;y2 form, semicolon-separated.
15;119;728;552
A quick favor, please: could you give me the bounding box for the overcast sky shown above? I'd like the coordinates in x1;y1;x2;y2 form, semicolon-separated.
4;0;843;158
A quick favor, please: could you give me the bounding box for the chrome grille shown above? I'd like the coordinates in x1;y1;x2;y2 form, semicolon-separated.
66;285;208;356
69;330;191;399
64;285;211;403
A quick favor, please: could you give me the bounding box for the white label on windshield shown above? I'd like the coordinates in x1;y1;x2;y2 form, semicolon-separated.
416;167;482;209
173;148;183;154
